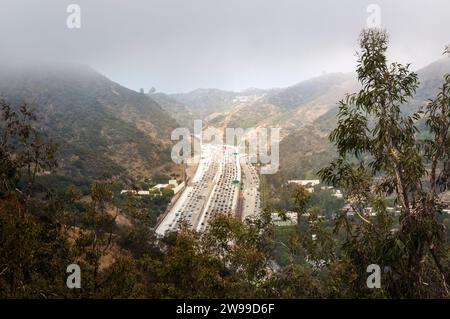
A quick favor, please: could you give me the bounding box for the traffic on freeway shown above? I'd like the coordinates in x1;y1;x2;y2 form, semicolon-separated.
155;143;261;236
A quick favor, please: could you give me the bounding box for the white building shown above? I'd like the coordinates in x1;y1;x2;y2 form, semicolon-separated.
332;189;343;198
306;187;315;193
120;180;184;197
120;190;137;195
288;179;320;187
271;211;298;226
120;190;151;196
152;183;169;191
168;179;178;186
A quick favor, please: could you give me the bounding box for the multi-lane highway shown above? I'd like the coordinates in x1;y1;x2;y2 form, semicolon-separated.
155;143;261;236
239;156;261;220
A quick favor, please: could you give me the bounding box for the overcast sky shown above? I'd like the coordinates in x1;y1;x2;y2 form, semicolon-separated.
0;0;448;93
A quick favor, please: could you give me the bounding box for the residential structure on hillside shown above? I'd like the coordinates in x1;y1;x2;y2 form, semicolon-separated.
288;179;320;187
271;211;298;226
120;179;185;197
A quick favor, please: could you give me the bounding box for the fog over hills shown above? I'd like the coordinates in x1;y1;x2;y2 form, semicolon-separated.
149;92;194;129
1;0;450;301
412;58;450;108
0;56;448;184
169;89;240;119
0;62;178;182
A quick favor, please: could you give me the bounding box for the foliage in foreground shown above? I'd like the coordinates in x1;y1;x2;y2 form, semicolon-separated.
0;29;449;298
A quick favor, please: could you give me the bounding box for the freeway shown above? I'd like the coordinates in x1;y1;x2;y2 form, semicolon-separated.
239;156;261;220
155;143;261;236
196;144;241;231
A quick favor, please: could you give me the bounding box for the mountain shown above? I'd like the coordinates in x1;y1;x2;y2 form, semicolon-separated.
276;58;450;182
148;92;194;128
151;72;358;185
6;56;443;186
170;88;239;119
405;57;450;113
267;73;355;110
0;62;179;182
212;73;357;136
159;58;450;184
159;73;357;139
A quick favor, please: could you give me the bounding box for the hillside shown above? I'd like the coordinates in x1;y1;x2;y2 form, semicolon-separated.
149;92;194;128
161;58;450;182
276;57;450;181
0;63;179;182
170;88;239;119
403;57;450;114
218;73;357;137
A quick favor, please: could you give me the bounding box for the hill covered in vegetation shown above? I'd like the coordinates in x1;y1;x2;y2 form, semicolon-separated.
0;63;179;184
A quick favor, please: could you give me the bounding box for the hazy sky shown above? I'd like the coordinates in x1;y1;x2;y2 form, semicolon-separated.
0;0;449;93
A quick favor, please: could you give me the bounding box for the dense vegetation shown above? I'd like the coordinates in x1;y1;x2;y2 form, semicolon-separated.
0;30;449;298
0;63;178;182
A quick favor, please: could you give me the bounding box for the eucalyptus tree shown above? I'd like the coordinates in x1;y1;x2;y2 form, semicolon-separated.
319;29;450;297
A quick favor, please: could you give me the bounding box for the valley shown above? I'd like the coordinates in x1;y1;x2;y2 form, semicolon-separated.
2;0;450;301
153;58;450;185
